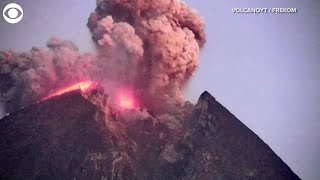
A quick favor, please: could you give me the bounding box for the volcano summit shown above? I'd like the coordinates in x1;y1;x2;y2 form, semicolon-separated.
0;89;300;179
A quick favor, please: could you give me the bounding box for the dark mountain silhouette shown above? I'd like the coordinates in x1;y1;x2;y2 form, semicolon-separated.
0;90;300;179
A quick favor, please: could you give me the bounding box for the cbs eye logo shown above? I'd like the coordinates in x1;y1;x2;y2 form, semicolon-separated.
3;3;23;24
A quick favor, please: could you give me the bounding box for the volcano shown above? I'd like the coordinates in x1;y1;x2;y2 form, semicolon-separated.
0;90;300;179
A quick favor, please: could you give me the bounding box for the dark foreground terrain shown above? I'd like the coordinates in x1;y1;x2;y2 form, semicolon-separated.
0;90;300;179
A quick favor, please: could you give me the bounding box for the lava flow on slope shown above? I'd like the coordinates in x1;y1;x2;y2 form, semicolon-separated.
41;80;98;101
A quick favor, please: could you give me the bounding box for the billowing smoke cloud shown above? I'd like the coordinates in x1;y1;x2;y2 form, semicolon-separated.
0;0;206;114
88;0;206;111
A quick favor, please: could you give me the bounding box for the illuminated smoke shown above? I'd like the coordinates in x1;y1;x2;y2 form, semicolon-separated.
0;0;206;114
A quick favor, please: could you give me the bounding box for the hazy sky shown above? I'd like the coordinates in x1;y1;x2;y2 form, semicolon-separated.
0;0;319;179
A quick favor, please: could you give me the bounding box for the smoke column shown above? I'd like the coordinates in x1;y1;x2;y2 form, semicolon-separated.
88;0;206;111
0;0;206;114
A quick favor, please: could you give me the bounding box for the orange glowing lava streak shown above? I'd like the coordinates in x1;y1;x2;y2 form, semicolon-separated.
42;81;97;101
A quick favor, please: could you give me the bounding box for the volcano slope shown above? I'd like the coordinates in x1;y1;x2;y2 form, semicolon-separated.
0;90;300;180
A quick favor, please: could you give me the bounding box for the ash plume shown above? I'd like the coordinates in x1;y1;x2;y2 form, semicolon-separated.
0;0;206;114
88;0;206;111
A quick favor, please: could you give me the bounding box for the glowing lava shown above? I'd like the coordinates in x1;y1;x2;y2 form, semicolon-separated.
116;90;139;109
42;81;98;101
119;95;134;109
